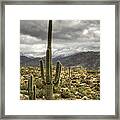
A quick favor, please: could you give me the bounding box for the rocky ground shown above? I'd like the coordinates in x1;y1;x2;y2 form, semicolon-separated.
20;66;100;100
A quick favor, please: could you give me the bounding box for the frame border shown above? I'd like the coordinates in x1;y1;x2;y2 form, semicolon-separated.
0;0;119;119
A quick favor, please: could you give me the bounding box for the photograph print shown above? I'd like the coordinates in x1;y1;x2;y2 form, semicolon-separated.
20;20;100;100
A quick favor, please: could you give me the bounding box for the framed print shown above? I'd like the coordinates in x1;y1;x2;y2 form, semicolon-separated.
0;0;119;119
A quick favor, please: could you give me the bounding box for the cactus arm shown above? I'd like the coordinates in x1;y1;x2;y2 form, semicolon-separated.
40;60;45;80
54;61;61;86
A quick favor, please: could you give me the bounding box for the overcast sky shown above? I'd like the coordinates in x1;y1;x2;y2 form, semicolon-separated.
20;20;100;58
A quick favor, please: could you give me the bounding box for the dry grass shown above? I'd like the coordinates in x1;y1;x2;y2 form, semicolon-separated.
20;65;100;100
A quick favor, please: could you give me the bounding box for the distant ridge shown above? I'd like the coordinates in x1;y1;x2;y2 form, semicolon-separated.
20;51;100;70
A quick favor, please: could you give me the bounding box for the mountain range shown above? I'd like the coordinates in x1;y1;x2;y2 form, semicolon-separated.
20;51;100;70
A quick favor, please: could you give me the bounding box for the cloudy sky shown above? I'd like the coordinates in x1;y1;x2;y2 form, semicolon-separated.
20;20;100;58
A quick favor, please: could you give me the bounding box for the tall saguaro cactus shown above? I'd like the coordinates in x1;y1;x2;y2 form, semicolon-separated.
47;20;52;81
39;20;62;100
45;20;53;100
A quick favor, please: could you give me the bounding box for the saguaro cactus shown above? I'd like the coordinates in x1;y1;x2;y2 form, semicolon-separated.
46;49;51;84
28;75;33;100
54;61;61;86
47;20;52;81
40;60;44;80
48;20;52;49
39;20;62;100
33;85;36;100
45;20;53;100
68;67;71;79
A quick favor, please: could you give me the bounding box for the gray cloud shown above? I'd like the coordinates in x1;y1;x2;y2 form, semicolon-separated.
20;20;48;40
20;20;100;41
20;34;44;45
20;20;100;57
